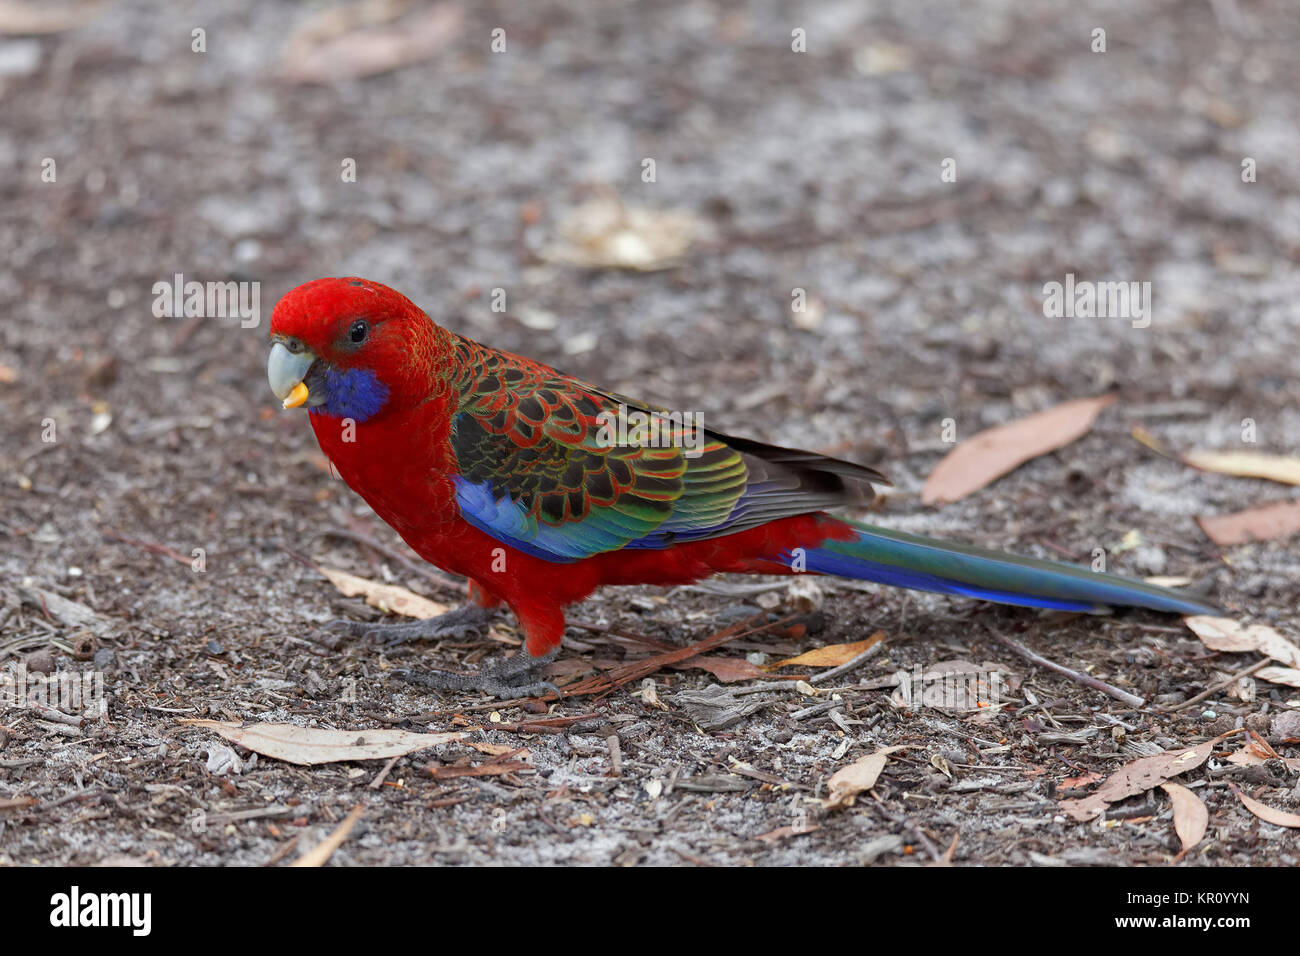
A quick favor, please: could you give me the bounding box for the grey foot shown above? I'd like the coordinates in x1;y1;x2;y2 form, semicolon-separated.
325;604;494;646
394;649;562;701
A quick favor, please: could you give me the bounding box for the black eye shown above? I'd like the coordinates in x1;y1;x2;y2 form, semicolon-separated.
348;320;369;345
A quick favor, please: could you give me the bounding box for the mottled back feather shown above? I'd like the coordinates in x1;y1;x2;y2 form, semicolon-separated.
445;333;885;561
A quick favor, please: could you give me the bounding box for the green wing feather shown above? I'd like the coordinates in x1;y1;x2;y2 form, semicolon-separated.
445;334;882;560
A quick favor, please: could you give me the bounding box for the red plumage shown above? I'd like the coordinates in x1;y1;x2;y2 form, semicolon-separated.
269;278;857;660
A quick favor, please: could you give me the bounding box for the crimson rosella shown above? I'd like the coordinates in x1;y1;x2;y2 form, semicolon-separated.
267;277;1216;698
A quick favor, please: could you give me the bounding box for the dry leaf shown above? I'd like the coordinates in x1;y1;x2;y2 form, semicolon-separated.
319;566;449;619
1256;666;1300;689
686;655;766;683
823;745;909;810
755;824;820;844
1061;772;1104;789
180;720;460;766
1059;735;1229;821
1229;784;1300;828
769;632;884;670
281;1;463;83
1184;616;1300;669
921;395;1116;505
544;197;701;271
1183;450;1300;486
468;741;525;757
291;804;365;867
1196;500;1300;546
1131;425;1173;457
1225;745;1300;772
1159;782;1208;856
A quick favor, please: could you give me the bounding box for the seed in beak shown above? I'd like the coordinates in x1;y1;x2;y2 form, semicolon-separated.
282;382;310;409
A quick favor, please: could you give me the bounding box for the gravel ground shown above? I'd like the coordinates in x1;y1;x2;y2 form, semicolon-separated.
1;0;1298;866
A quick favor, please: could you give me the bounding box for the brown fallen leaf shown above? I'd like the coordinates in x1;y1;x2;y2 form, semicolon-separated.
1059;734;1233;822
921;395;1116;505
1229;784;1300;828
1159;782;1208;857
1197;500;1300;546
1225;745;1300;773
1061;772;1104;790
823;745;910;810
290;803;365;867
683;655;767;683
1183;450;1300;487
769;632;884;670
1184;616;1300;669
180;720;461;766
755;824;820;844
319;566;449;619
1256;666;1300;689
281;1;463;83
1131;424;1174;457
467;741;526;757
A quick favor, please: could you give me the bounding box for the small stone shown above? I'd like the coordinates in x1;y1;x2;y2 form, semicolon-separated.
1270;710;1300;740
25;649;54;674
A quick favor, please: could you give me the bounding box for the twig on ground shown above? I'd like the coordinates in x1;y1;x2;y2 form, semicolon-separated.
790;698;844;721
290;803;366;867
606;734;622;777
369;753;403;789
100;528;192;566
29;703;84;728
1157;658;1271;714
562;615;797;699
988;628;1145;708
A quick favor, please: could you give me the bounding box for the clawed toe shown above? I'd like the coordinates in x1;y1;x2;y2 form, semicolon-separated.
324;605;494;646
393;651;562;701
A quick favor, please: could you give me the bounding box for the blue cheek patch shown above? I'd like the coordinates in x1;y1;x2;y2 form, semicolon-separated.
311;367;390;423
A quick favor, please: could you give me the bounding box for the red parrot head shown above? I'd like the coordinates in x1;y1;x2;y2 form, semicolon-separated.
267;277;441;422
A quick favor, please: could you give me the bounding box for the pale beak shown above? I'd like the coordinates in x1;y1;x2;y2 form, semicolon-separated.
267;341;317;410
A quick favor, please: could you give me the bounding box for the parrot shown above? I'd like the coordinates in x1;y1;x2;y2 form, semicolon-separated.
267;277;1218;699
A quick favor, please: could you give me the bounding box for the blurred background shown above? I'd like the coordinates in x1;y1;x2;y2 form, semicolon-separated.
3;0;1300;637
4;0;1300;868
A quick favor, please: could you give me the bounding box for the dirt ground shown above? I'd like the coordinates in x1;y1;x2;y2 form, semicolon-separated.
2;0;1299;866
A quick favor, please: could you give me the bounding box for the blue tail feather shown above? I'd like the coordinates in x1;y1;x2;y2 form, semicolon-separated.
785;520;1217;616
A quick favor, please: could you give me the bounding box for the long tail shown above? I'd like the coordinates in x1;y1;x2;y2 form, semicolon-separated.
791;518;1217;616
